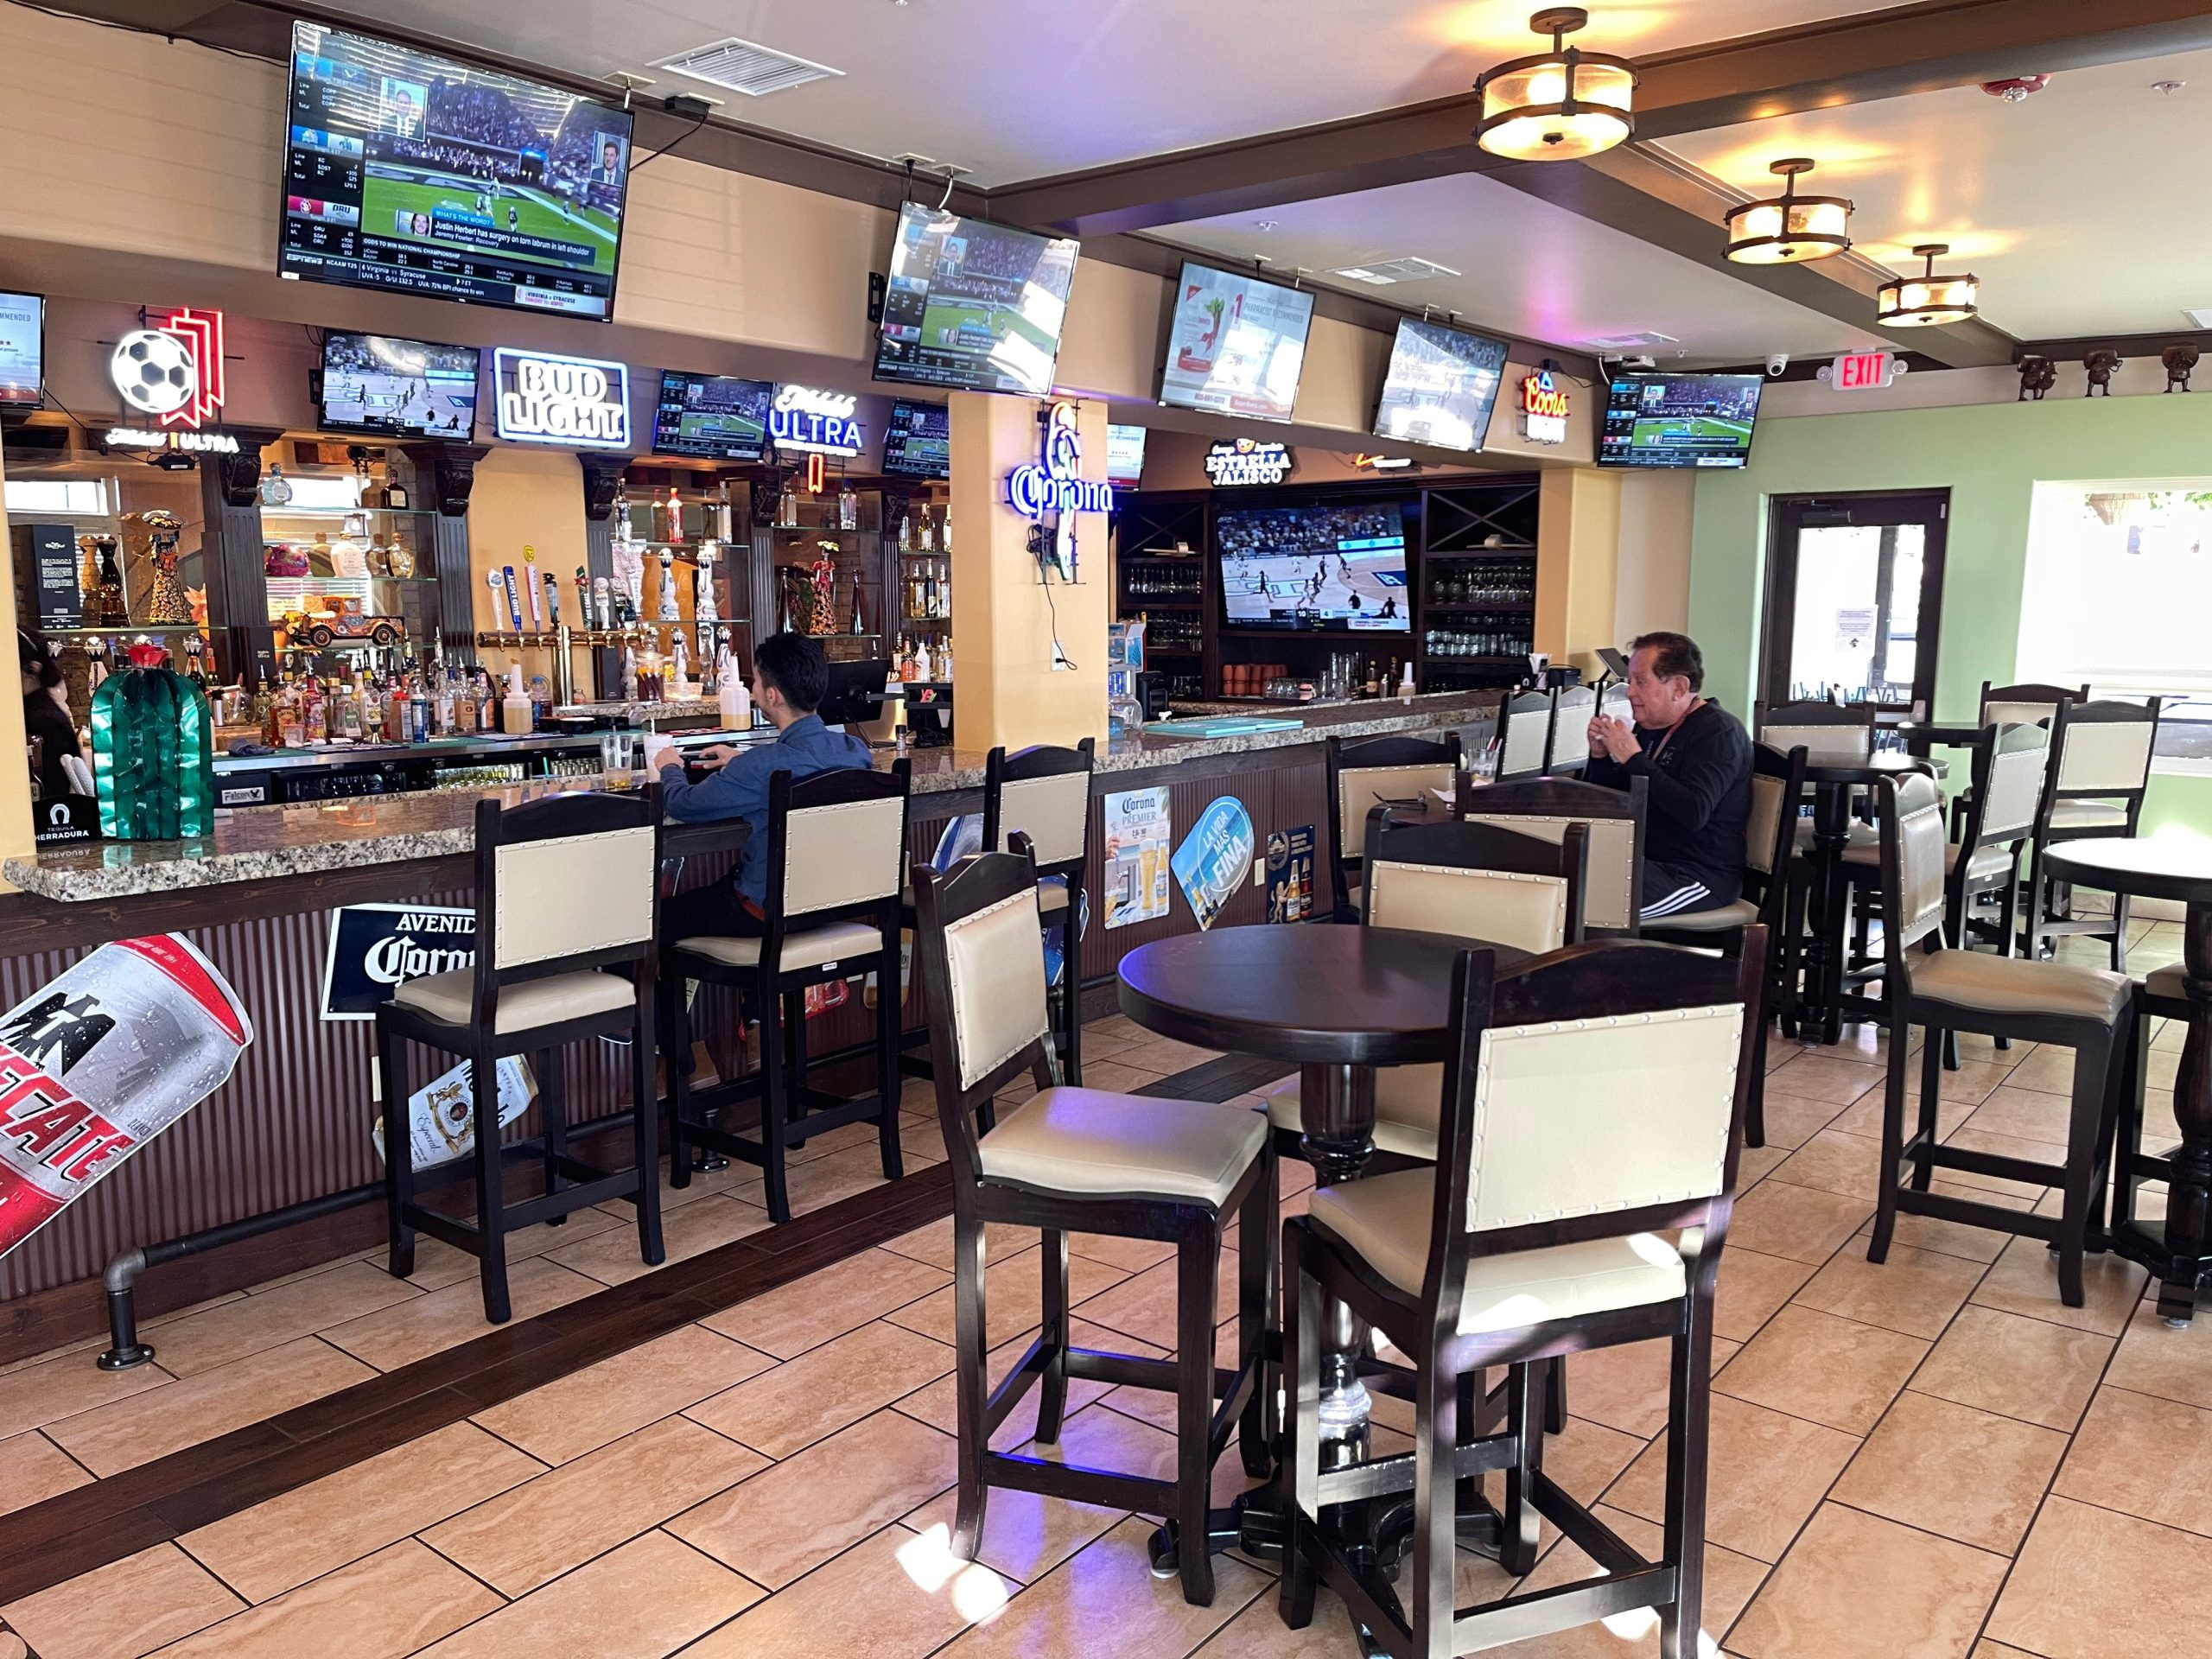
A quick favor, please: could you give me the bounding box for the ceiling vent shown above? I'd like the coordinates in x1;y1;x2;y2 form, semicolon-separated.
652;38;843;98
2186;308;2212;328
1329;256;1462;286
1583;330;1681;352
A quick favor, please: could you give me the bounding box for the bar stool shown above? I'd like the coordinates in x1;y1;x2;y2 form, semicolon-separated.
1864;771;2133;1306
1460;773;1647;938
377;791;664;1323
1279;937;1765;1659
2109;963;2193;1251
912;844;1274;1607
1323;731;1462;923
662;765;910;1224
2023;698;2163;969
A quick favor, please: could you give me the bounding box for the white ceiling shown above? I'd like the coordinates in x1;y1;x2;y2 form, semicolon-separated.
1152;171;1888;365
314;0;1869;184
1657;48;2212;340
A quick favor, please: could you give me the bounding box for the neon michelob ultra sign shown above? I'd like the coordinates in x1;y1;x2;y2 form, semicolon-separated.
1007;402;1115;518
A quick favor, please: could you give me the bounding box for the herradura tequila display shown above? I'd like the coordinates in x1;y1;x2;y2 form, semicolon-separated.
91;642;216;838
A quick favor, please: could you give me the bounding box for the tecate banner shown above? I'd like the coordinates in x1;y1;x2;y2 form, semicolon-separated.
0;936;253;1261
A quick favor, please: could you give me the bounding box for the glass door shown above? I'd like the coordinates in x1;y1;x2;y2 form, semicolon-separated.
1761;491;1948;713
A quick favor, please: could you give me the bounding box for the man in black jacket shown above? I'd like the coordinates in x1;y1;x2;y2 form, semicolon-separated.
1583;632;1751;922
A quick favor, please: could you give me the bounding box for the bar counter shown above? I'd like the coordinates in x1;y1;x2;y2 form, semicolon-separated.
0;688;1499;1342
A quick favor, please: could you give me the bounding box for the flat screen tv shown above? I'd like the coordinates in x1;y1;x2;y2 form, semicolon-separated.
1160;264;1315;424
1217;504;1411;633
1106;423;1147;489
1597;371;1764;469
279;21;633;321
1373;318;1510;451
0;290;43;409
873;202;1080;396
880;399;950;479
318;332;480;438
651;371;772;461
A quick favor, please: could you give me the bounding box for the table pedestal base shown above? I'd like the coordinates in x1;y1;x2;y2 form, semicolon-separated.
2113;901;2212;1325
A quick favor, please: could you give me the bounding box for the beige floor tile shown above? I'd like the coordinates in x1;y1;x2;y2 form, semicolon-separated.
1726;1182;1874;1265
670;1408;957;1589
1911;1305;2113;1431
888;1248;1128;1349
136;1261;420;1379
1728;1503;2007;1659
146;1540;498;1659
414;1529;762;1659
1768;1129;1883;1200
1069;1248;1243;1352
897;1319;1148;1452
1480;1503;1768;1659
703;1246;949;1358
1065;1231;1178;1274
689;1319;953;1458
2052;1384;2212;1538
1933;1058;2012;1107
177;1421;543;1602
879;1216;1036;1274
679;1520;1008;1659
1735;1144;1791;1189
1790;1242;1987;1339
1971;1232;2148;1337
321;1256;602;1370
2104;1303;2212;1411
903;1483;1124;1587
473;1324;771;1465
1853;1182;2025;1264
1750;1092;1844;1152
0;1330;110;1382
1190;1583;1370;1657
1762;1054;1885;1105
2;1542;245;1659
0;1430;89;1516
1565;1337;1696;1440
1973;1644;2043;1658
403;1209;626;1291
934;1515;1264;1658
1033;1401;1264;1510
1986;1495;2212;1659
45;1338;373;1477
1605;1393;1859;1563
2004;1045;2075;1096
550;1192;769;1286
1829;1389;2066;1553
779;1142;926;1216
1959;1085;2077;1144
1715;1306;1928;1435
0;1344;174;1441
424;1415;766;1597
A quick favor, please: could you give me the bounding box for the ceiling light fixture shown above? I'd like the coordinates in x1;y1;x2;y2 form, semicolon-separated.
1723;158;1853;264
1474;8;1637;162
1876;244;1980;327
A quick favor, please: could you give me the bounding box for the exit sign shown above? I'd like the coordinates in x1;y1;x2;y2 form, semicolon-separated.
1824;351;1903;391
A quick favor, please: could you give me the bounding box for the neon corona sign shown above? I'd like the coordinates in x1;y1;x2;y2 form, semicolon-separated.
1007;401;1112;580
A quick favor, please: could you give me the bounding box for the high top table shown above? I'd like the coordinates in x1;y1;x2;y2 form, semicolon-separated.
2046;838;2212;1325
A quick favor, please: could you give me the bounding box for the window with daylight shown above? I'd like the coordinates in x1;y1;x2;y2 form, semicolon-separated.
2019;480;2212;772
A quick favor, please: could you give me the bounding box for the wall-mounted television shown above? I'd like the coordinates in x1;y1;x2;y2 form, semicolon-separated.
1217;503;1411;632
880;399;950;479
1596;371;1764;469
1373;318;1510;451
1106;423;1147;489
0;290;43;409
279;21;633;321
651;371;772;461
1160;264;1315;424
873;202;1080;397
318;331;480;438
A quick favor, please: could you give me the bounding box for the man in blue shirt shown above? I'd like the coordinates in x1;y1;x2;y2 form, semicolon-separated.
645;632;874;942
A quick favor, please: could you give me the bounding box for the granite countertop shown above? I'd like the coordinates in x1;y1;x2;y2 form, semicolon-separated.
3;690;1500;903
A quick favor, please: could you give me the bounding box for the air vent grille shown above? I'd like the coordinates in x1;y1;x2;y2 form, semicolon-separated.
1329;256;1461;286
1583;331;1681;352
652;37;843;98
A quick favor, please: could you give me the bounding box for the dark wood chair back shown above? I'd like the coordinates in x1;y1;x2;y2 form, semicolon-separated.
982;739;1095;879
1755;699;1877;766
1458;774;1646;936
1979;680;2087;728
1363;812;1588;953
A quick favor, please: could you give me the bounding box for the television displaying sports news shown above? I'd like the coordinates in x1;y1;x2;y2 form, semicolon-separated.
1217;504;1411;633
319;332;480;438
651;371;772;461
1160;264;1316;424
279;21;633;321
1597;372;1764;469
1106;423;1147;489
0;290;42;408
873;202;1081;397
1373;318;1510;451
880;399;950;479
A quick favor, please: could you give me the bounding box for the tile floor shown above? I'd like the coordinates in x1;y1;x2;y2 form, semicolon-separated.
3;920;2209;1659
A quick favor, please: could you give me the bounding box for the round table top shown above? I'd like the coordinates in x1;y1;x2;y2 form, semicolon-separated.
2045;838;2212;906
1117;924;1525;1067
1801;752;1947;785
1890;721;1987;747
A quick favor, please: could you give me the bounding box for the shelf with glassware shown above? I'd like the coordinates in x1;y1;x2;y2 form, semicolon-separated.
761;471;892;668
606;469;753;704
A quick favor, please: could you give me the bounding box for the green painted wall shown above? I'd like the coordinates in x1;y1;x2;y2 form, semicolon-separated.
1690;391;2212;840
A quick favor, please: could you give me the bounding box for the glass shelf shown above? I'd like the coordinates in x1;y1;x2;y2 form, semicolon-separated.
259;504;433;518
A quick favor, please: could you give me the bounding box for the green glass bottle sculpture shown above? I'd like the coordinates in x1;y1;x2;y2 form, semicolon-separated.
91;642;216;839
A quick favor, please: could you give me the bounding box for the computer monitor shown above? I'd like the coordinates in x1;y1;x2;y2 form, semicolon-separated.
817;658;895;729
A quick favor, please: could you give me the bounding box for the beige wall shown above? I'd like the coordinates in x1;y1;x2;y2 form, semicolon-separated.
1612;470;1696;646
1535;468;1623;680
464;449;594;692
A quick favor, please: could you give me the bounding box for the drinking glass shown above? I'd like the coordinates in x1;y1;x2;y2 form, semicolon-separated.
600;728;638;788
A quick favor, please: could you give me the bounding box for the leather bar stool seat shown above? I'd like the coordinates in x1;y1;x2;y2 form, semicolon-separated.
2049;800;2129;832
1840;840;2015;882
394;968;635;1033
1908;950;2131;1023
979;1087;1265;1205
676;919;882;973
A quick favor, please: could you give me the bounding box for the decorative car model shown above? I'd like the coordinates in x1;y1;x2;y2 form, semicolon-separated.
283;597;403;649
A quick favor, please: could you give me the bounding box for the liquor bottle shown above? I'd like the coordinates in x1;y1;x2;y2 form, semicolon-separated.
278;680;306;748
938;639;952;682
453;671;478;735
334;675;363;741
898;512;912;552
836;478;858;530
620;645;639;702
1363;658;1380;698
913;639;933;683
435;668;456;736
614;492;634;543
777;481;798;528
921;563;938;619
95;541;128;625
408;675;430;744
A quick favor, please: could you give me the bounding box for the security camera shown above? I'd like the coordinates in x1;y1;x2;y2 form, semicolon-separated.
1766;352;1790;377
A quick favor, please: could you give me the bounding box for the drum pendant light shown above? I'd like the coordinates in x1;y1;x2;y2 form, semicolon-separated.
1475;8;1637;162
1876;245;1980;327
1724;159;1853;264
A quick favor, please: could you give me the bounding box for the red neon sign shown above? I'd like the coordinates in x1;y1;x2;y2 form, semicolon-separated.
1832;351;1894;391
156;308;226;429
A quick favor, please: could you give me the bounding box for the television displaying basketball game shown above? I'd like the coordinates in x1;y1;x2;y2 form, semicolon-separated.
1217;504;1411;632
873;202;1081;396
1373;318;1510;451
651;371;772;461
318;332;480;438
1597;372;1764;468
279;22;632;320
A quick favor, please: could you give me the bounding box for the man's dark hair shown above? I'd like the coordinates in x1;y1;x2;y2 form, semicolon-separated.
753;632;830;714
1630;631;1705;693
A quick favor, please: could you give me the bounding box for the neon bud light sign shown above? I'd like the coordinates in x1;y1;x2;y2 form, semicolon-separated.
768;385;863;456
1007;402;1114;519
494;349;630;449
